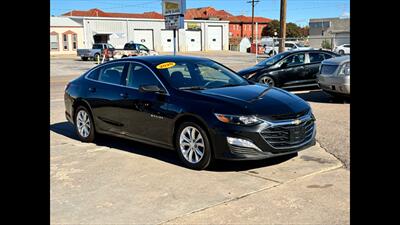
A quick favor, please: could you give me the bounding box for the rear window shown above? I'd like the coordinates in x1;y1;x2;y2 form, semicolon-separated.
309;53;325;63
93;44;103;49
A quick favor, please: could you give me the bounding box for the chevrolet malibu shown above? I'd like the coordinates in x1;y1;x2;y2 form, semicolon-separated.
64;56;316;170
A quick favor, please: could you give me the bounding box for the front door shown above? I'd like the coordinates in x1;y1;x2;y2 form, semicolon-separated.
119;62;173;146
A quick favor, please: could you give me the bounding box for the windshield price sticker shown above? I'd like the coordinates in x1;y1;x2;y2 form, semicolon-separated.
156;62;176;69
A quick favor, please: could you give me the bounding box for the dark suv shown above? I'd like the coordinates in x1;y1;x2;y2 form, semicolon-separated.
238;50;339;88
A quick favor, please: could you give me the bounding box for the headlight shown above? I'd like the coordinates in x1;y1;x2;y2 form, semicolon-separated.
338;62;350;76
214;113;262;125
246;72;257;79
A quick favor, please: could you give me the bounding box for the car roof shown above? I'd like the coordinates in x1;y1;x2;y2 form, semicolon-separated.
110;55;211;67
322;55;350;64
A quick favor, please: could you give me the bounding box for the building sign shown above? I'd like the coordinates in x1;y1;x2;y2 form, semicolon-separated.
165;15;184;30
162;0;186;30
187;22;200;30
162;0;186;16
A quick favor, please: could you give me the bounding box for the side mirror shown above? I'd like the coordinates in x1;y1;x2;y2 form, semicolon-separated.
280;62;288;68
139;85;166;94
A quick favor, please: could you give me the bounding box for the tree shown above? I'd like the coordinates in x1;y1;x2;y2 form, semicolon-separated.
262;20;280;37
262;20;308;38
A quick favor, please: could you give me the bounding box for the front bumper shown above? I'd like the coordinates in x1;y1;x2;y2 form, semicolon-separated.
317;74;350;95
210;113;316;160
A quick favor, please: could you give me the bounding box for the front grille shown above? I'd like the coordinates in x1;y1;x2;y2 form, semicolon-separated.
320;65;338;75
269;109;309;120
229;145;263;157
260;119;315;149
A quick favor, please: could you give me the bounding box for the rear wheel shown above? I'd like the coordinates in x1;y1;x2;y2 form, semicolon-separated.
258;75;275;87
339;50;345;55
175;122;213;170
75;106;95;142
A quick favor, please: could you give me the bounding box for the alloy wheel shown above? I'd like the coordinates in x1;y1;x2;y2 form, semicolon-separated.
179;126;205;164
76;110;91;138
260;76;275;86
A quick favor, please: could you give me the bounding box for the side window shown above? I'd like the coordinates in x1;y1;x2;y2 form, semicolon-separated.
309;53;325;63
98;63;126;85
281;53;305;66
87;69;100;80
323;53;333;59
126;63;161;89
139;45;149;51
285;43;293;48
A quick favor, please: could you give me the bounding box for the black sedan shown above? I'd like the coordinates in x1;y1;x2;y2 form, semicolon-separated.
238;50;339;88
65;56;316;170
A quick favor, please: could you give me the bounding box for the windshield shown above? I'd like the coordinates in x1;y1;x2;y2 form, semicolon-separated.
157;60;249;90
257;52;288;66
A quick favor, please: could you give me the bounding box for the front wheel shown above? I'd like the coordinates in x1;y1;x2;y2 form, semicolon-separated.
175;122;213;170
258;75;275;87
339;50;345;55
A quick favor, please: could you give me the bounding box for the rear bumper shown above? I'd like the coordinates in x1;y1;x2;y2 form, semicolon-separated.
317;74;350;95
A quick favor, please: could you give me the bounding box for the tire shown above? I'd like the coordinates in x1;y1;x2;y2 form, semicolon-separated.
175;122;213;170
339;50;345;55
269;50;276;57
93;53;100;61
81;57;88;61
258;75;275;87
74;106;95;142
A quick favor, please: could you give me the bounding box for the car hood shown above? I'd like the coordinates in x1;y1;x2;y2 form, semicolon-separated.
237;65;265;76
196;84;310;118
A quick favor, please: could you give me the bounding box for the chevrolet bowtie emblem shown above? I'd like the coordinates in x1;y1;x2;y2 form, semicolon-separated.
292;119;302;125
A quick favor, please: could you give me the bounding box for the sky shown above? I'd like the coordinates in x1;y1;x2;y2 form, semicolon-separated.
50;0;350;27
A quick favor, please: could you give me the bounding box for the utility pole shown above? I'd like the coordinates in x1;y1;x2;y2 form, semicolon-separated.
278;0;286;52
247;0;260;43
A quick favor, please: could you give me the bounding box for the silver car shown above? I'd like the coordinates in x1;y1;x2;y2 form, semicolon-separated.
317;55;350;97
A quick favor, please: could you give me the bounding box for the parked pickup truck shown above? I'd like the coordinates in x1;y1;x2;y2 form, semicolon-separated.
77;43;115;61
263;41;313;56
113;42;159;59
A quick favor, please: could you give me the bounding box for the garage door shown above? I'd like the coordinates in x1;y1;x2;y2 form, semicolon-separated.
334;32;350;47
161;30;176;52
207;26;222;50
134;29;154;50
185;30;201;51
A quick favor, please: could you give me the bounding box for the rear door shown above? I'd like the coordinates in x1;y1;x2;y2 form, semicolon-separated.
84;62;129;134
305;52;335;79
275;52;307;85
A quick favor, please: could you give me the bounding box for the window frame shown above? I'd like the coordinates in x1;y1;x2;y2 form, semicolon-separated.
124;62;165;90
62;33;69;51
50;32;59;51
279;52;306;67
84;61;170;95
72;34;78;50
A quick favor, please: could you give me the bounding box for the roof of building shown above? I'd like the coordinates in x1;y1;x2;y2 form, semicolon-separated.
62;7;271;23
50;17;83;27
62;8;164;19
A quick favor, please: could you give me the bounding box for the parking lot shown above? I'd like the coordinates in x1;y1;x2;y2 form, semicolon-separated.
50;51;349;224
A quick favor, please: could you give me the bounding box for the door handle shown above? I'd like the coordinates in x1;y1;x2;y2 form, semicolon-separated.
88;87;96;92
120;93;128;98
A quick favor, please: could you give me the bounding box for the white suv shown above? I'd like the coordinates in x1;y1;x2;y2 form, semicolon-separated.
263;41;313;56
334;44;350;55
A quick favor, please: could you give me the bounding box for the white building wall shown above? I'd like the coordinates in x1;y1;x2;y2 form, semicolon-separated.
73;17;229;52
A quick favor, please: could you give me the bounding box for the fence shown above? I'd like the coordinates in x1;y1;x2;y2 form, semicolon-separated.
230;35;350;62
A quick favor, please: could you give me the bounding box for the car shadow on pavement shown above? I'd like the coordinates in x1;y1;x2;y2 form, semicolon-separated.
50;122;296;171
294;89;350;104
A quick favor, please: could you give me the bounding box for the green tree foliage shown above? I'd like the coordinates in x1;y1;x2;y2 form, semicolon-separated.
321;39;332;49
262;20;309;38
